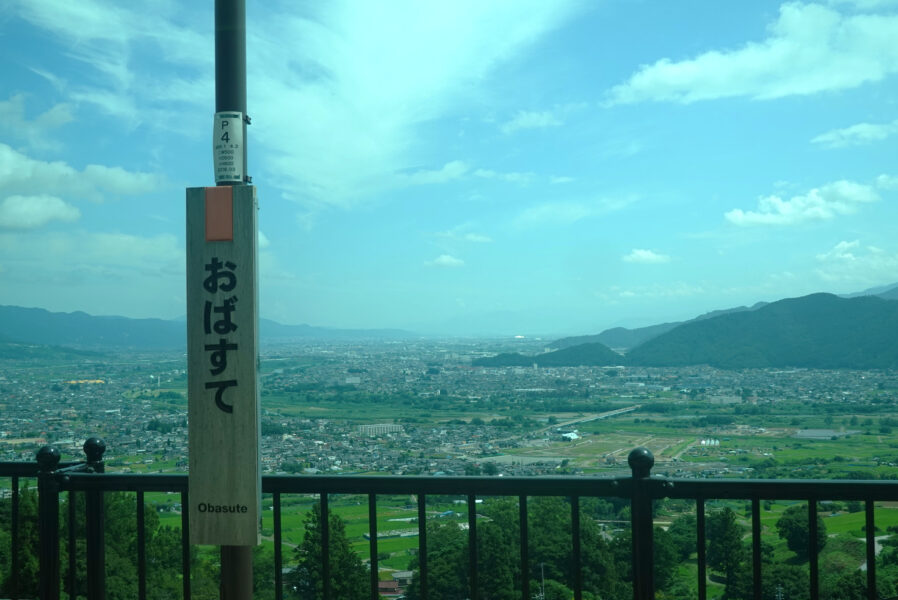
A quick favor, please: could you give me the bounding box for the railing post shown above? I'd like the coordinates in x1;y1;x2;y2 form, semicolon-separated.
629;447;655;600
10;475;19;600
84;438;106;600
37;445;61;600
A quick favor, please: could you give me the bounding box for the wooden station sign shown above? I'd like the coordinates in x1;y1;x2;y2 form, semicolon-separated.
186;185;260;546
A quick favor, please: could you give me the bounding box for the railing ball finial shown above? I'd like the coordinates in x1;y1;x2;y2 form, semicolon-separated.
36;445;61;471
83;437;107;463
628;447;654;479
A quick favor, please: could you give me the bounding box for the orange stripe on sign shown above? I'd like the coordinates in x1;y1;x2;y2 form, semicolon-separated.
205;187;233;241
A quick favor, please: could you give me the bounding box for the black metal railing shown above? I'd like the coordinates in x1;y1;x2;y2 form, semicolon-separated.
4;440;898;600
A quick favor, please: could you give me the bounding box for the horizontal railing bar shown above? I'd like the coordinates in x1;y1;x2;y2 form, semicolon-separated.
57;473;631;497
56;471;898;502
660;478;898;501
263;475;630;496
0;462;81;477
59;473;188;492
57;472;629;496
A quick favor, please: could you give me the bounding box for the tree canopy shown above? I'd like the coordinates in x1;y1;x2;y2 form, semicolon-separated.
287;502;368;600
775;504;827;559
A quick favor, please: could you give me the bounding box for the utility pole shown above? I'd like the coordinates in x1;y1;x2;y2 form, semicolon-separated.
214;2;254;599
186;1;259;599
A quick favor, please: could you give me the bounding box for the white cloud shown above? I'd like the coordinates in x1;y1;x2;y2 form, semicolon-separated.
606;3;898;105
11;1;212;130
514;196;635;228
0;195;80;230
399;161;469;185
0;230;182;278
725;179;879;226
0;94;74;151
811;119;898;147
597;282;705;300
250;1;584;207
258;231;271;250
0;144;160;201
828;0;898;9
0;230;184;317
12;1;584;208
815;239;898;283
426;254;465;268
474;169;535;185
500;109;563;134
875;174;898;190
462;233;493;243
622;249;671;264
437;225;493;243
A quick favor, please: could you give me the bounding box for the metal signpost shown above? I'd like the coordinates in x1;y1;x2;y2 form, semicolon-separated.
187;1;258;597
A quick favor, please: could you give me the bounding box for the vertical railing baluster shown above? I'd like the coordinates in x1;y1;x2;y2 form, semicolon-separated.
571;496;582;600
67;490;76;599
274;492;283;600
10;475;19;600
181;489;191;600
866;499;876;600
369;493;378;600
629;448;655;600
83;438;106;600
418;493;428;600
752;498;761;600
809;500;819;600
37;446;61;600
468;494;478;600
85;489;105;600
322;493;331;600
519;495;529;600
697;498;706;600
137;490;146;600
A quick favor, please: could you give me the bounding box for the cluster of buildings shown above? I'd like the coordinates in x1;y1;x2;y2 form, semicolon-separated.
1;340;896;477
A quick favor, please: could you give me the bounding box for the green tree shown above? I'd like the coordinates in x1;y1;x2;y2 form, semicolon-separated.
775;504;826;559
610;527;677;595
666;513;696;561
405;521;467;600
405;497;626;600
0;526;8;590
541;578;574;600
706;508;747;581
253;544;276;600
652;526;679;591
60;492;194;600
288;502;368;600
821;570;865;600
0;486;39;597
477;498;519;600
482;462;499;476
726;562;810;600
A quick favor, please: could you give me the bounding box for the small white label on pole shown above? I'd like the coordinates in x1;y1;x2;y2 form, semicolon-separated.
213;112;245;183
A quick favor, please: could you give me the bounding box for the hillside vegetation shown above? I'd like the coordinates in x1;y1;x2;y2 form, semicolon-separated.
477;294;898;370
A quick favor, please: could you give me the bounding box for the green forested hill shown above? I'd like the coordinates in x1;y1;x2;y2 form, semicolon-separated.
473;342;622;367
550;303;767;351
625;293;898;369
474;294;898;369
549;322;680;351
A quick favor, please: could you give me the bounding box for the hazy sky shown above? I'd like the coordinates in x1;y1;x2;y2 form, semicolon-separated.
1;1;897;335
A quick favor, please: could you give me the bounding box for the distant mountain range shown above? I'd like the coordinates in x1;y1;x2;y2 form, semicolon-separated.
550;284;898;352
474;287;898;370
0;305;413;351
625;293;898;369
548;303;768;352
4;283;898;367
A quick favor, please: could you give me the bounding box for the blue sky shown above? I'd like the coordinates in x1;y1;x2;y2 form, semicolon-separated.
1;1;897;336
